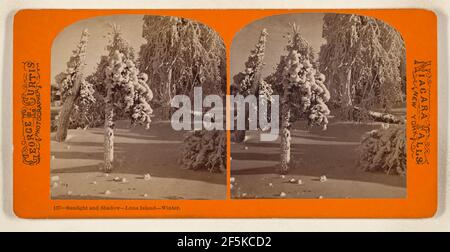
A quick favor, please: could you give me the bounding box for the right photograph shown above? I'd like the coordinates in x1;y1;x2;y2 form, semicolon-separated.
230;13;407;199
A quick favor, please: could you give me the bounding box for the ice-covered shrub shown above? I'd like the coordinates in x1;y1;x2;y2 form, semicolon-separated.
358;123;406;175
181;130;226;173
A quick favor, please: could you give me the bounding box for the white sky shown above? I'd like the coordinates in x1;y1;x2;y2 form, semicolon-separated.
51;15;145;85
51;13;326;86
230;13;325;79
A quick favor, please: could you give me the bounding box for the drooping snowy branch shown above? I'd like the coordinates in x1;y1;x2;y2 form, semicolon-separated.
319;14;405;111
139;15;226;119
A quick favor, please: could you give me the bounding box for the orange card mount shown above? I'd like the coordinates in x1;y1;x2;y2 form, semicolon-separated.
13;9;437;218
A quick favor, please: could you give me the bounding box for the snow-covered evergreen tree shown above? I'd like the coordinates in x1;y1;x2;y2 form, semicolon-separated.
55;29;93;141
85;24;138;127
266;24;331;174
103;26;153;173
232;28;273;142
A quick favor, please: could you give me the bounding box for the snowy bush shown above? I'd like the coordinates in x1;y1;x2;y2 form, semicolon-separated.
181;130;226;173
358;123;406;175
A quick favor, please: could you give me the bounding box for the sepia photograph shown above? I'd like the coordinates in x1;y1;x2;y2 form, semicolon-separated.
230;13;407;199
50;15;227;200
4;0;444;229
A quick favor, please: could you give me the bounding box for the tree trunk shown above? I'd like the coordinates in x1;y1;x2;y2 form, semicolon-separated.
342;68;353;107
234;130;246;143
160;67;173;120
161;103;172;120
234;105;248;143
280;90;291;174
55;75;83;142
55;95;77;142
104;86;114;173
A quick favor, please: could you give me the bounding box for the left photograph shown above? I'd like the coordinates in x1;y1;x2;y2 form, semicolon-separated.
50;15;227;200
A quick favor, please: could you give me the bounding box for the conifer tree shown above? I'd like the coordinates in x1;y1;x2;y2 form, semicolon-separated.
232;29;273;142
266;24;331;174
102;26;154;172
85;24;138;127
55;29;92;141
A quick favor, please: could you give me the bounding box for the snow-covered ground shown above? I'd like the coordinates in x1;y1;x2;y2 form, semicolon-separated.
50;121;226;200
230;120;407;199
